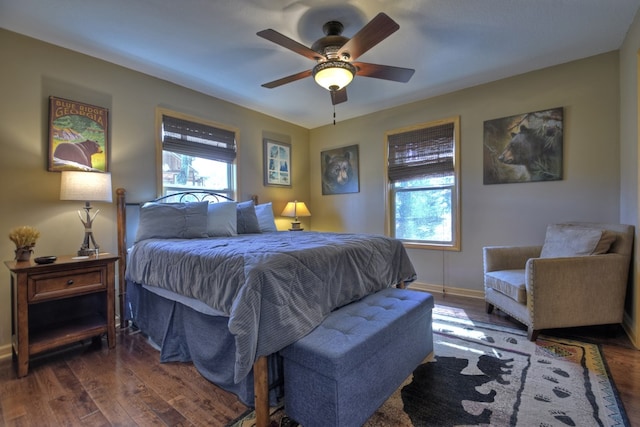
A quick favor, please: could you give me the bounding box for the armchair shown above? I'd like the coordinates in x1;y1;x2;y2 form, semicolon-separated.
483;222;634;341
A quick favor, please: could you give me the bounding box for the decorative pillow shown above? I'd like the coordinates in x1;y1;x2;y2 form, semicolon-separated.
207;201;237;237
236;200;261;234
255;202;278;232
134;201;209;243
539;224;615;258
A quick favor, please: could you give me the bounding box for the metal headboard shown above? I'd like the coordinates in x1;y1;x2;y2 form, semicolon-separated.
151;191;235;204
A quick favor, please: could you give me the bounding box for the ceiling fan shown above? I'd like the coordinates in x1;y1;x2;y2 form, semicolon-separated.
257;12;415;105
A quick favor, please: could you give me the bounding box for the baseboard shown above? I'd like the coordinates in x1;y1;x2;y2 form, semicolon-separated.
0;343;12;361
622;311;640;349
408;281;485;300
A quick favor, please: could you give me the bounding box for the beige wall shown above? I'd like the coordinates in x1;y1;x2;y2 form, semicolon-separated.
1;22;639;354
310;52;622;296
0;29;310;354
620;8;640;346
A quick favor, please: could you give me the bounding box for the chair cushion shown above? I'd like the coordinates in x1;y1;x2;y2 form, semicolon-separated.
485;269;526;303
540;224;616;258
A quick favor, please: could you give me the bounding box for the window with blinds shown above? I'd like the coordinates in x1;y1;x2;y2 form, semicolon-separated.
158;109;238;199
385;117;460;249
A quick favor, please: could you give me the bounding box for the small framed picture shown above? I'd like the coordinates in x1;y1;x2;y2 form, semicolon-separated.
263;139;291;187
48;96;109;172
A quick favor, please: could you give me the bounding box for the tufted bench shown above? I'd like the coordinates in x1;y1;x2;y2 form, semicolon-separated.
280;287;434;427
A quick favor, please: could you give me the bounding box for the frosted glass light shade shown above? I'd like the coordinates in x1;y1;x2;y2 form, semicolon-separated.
313;61;355;91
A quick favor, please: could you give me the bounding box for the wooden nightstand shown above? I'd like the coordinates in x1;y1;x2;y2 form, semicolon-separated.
4;253;119;377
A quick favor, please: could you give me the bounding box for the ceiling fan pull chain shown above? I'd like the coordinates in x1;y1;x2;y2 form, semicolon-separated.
333;105;336;125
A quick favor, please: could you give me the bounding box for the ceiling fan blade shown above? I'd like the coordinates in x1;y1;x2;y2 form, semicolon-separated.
257;29;321;61
262;69;313;89
331;88;348;105
338;13;399;61
354;62;415;82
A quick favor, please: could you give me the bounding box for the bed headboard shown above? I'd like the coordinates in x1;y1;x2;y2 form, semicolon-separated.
115;188;257;327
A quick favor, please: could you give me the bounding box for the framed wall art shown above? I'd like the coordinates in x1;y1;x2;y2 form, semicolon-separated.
263;138;291;187
48;96;109;172
483;107;563;184
321;144;360;195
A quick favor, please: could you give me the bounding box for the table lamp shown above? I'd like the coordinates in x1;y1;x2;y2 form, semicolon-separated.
60;171;113;256
281;200;311;231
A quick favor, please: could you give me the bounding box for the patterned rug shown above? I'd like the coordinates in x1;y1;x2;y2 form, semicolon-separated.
229;314;629;427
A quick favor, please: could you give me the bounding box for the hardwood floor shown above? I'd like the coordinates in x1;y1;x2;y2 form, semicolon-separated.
0;293;638;426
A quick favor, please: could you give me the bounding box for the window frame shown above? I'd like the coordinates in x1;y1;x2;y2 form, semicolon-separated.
384;116;461;251
155;107;239;199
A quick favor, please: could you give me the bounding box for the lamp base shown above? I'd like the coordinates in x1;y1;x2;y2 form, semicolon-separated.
289;221;303;231
78;246;98;257
77;230;101;256
77;204;101;256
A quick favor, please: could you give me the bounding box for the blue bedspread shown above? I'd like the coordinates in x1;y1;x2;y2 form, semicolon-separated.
126;231;416;382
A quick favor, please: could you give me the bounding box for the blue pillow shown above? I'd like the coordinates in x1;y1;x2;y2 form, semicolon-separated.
207;201;238;236
135;201;209;242
237;200;261;234
255;202;277;232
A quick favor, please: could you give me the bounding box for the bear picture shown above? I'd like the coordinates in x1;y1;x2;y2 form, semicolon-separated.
321;144;359;195
483;107;563;184
48;96;109;172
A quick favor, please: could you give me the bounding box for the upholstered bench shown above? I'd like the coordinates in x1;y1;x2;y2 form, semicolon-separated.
280;287;434;427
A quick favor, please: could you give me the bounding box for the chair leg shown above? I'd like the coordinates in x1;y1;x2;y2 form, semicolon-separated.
527;327;540;341
486;302;494;314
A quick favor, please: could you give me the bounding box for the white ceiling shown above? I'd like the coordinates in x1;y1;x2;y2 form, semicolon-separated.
2;0;639;129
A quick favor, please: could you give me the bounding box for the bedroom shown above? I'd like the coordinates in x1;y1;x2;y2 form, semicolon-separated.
0;1;639;423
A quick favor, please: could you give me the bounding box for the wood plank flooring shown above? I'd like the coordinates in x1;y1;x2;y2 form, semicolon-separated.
0;293;638;426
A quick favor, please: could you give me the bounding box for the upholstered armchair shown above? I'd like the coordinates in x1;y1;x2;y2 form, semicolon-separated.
483;222;634;340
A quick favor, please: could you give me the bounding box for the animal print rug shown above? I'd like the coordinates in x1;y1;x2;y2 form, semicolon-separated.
229;314;629;427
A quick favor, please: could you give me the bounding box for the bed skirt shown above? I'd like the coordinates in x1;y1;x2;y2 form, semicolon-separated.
125;280;283;406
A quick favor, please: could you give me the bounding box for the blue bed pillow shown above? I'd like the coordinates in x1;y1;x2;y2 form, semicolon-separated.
255;202;278;232
237;200;261;234
207;201;238;236
135;201;209;242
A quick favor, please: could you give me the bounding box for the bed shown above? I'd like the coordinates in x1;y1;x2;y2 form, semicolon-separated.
115;188;417;426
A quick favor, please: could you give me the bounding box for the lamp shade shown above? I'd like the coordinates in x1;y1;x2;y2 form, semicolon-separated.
281;201;311;218
313;61;356;91
60;171;113;202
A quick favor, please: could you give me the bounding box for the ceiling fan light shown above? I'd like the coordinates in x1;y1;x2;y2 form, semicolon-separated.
313;61;355;91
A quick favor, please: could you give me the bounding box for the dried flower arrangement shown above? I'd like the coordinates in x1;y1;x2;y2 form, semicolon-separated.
9;225;40;248
9;226;41;261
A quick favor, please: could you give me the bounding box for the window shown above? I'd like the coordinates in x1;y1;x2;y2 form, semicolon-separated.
157;109;238;200
385;117;460;250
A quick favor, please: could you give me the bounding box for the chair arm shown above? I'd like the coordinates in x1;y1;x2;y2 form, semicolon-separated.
525;254;631;328
483;246;542;272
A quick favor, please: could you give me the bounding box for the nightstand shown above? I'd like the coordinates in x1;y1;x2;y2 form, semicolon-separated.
4;253;119;377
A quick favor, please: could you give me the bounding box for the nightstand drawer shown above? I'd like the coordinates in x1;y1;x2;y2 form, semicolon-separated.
28;268;106;302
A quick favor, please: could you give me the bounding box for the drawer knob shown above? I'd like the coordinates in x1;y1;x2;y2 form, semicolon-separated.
67;279;74;285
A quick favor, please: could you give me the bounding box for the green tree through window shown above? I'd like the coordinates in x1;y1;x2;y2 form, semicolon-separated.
386;117;460;250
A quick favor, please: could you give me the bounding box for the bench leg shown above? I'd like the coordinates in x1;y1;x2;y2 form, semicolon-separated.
486;302;494;314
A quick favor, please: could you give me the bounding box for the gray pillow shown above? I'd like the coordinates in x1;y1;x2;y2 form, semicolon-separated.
540;224;615;258
237;200;261;234
135;201;209;243
255;202;278;232
207;201;237;236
